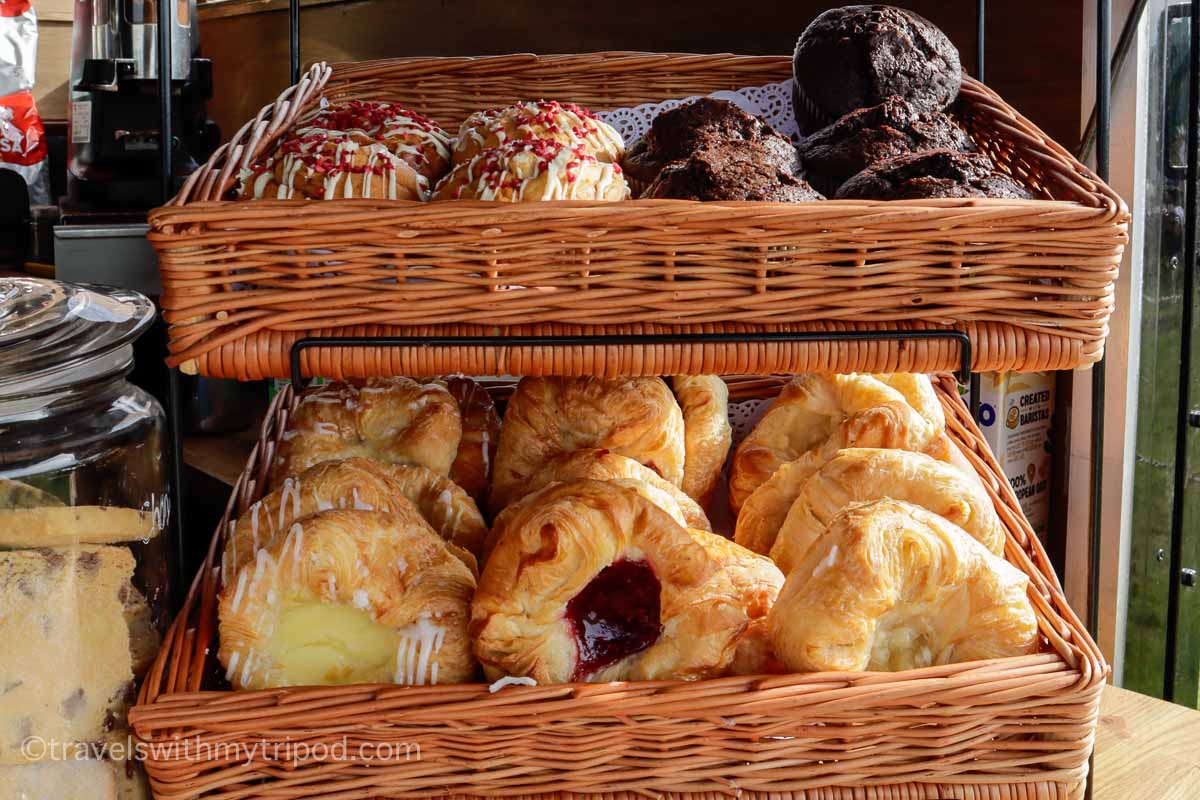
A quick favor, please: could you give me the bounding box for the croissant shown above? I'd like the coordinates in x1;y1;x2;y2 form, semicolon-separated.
768;499;1038;673
489;377;686;513
269;378;463;487
734;399;937;555
673;376;733;509
729;373;944;514
444;376;502;505
223;458;485;579
472;480;782;683
769;447;1006;574
218;509;477;689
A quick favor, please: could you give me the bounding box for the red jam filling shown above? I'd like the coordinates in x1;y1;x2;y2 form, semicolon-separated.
565;559;662;681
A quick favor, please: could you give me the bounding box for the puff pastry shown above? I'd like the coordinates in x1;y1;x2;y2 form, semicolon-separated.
304;100;453;184
238;129;427;201
734;399;935;555
672;376;733;508
445;376;502;505
472;480;782;683
489;377;686;513
219;509;477;689
511;449;710;531
729;373;944;514
769;447;1006;574
433;137;630;202
768;499;1038;673
224;458;485;579
454;100;625;165
270;378;462;486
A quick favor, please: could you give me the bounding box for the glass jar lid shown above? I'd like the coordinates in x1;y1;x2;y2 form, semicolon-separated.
0;277;155;397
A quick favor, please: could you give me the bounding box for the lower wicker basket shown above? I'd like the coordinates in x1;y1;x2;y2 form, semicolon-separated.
131;375;1106;800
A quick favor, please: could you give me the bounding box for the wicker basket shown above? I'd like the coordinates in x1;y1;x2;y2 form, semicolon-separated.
149;53;1128;381
130;375;1107;800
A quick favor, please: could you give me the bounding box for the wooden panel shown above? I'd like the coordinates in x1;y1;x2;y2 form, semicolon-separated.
33;21;71;123
35;0;74;23
1096;685;1200;799
197;0;1083;153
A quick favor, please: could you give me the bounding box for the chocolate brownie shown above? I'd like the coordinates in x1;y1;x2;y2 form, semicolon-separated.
623;97;801;190
641;145;824;202
792;5;962;135
796;96;975;196
834;149;1032;200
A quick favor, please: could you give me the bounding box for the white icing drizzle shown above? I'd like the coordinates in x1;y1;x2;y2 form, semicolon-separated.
278;478;302;529
240;647;255;687
315;494;334;512
488;676;538;692
312;421;340;436
461;101;623;161
351;487;373;511
435;489;454;518
447;138;625;202
247;549;270;599
812;545;839;578
224;650;240;681
230;565;250;614
352;589;370;610
393;616;446;686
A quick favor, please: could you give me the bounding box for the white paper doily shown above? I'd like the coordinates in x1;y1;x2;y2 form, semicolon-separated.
596;79;801;145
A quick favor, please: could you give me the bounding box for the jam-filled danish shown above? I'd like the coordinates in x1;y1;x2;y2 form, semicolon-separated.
471;480;782;683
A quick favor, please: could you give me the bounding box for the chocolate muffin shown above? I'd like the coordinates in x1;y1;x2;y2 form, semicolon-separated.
792;5;962;135
623;97;801;191
642;145;824;202
796;96;976;197
835;150;1032;201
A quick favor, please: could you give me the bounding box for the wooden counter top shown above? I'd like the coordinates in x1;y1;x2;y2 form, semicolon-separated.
1096;685;1200;799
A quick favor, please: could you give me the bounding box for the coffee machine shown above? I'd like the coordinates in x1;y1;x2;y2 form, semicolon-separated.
65;0;217;212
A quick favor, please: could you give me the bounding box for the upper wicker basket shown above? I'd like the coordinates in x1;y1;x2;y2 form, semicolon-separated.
150;53;1129;380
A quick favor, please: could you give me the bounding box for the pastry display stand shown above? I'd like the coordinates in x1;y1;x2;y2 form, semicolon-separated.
132;1;1147;798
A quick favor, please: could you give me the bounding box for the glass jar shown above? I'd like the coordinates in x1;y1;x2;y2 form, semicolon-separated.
0;277;168;798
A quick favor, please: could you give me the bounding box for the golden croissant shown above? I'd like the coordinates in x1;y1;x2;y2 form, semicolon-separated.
768;499;1038;673
769;447;1006;574
730;373;947;515
489;377;686;513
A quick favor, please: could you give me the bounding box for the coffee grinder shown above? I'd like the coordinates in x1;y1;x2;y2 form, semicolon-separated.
64;0;217;213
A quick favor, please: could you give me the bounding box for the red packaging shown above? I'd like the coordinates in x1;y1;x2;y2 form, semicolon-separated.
1;90;50;204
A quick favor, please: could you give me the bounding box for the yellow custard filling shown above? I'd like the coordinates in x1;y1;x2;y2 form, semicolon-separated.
266;601;399;685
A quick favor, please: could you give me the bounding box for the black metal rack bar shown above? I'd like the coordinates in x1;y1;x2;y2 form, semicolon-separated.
287;330;974;391
970;0;985;421
1164;0;1200;704
157;0;188;611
